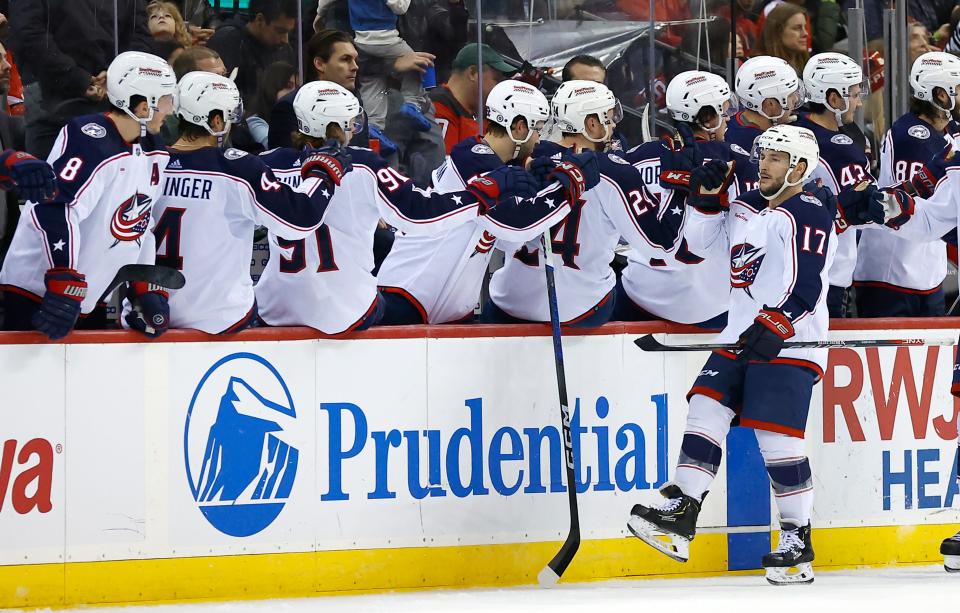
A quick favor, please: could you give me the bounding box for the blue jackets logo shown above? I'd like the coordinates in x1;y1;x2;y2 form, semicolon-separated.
184;353;298;536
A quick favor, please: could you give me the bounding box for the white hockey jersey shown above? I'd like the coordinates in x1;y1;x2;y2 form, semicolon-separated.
793;114;873;289
618;139;738;325
376;137;572;324
149;147;334;333
0;113;169;313
686;189;835;369
854;113;949;293
255;145;492;334
489;140;684;323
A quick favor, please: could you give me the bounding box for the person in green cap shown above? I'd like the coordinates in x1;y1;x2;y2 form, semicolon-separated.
430;43;515;154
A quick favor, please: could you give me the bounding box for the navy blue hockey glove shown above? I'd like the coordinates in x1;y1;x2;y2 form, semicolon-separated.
0;149;58;202
737;306;794;363
528;155;558;188
802;179;836;216
125;282;170;338
833;181;885;233
547;151;600;204
687;159;735;212
301;140;352;186
659;122;697;191
31;268;87;340
901;143;955;199
466;166;539;213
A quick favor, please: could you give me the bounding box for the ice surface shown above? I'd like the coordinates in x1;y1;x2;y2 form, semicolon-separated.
33;565;960;613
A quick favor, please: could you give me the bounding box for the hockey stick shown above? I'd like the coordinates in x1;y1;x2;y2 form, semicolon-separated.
536;234;580;588
634;334;955;353
96;264;185;304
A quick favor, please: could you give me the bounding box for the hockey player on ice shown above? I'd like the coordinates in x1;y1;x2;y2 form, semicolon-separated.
794;52;873;317
255;81;542;333
727;56;806;194
0;51;175;340
617;71;740;327
853;51;960;317
484;80;685;327
376;79;598;325
628;125;838;585
140;72;348;334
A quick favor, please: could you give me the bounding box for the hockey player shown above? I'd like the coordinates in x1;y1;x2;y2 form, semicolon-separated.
375;79;598;325
794;52;872;317
140;72;348;334
617;71;740;327
254;81;542;334
0;51;176;339
484;80;690;327
627;125;833;585
853;51;960;317
727;56;805;194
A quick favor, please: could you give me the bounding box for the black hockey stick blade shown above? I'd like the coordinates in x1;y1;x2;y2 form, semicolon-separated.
96;264;185;304
634;334;955;353
538;523;581;587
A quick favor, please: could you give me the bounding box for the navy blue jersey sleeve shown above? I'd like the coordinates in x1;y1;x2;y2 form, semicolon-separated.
773;194;834;323
598;152;683;251
448;138;502;180
227;148;331;239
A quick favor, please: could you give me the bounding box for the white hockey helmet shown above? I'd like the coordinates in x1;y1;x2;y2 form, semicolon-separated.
750;124;820;200
735;56;805;122
802;52;865;120
665;71;738;132
106;51;176;124
910;51;960;112
175;71;243;139
551;79;623;144
294;81;364;139
485;79;551;145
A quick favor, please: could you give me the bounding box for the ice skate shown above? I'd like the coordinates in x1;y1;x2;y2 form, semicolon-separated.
763;520;815;585
942;530;960;573
627;483;702;563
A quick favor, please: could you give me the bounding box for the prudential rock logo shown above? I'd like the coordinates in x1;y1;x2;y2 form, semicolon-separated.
184;353;298;537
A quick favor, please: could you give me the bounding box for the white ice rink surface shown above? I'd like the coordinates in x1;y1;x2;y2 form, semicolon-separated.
30;565;960;613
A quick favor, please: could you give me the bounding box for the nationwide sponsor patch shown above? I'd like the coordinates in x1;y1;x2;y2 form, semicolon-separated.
908;125;931;139
80;123;107;139
471;143;495;155
830;134;854;145
224;148;248;160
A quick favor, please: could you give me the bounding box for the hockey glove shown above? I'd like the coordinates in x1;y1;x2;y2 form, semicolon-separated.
880;187;916;229
31;268;87;340
737;306;794;363
834;181;885;233
466;166;539;213
125;281;170;338
0;149;58;202
659;122;697;191
687;159;736;212
803;179;837;216
528;155;559;189
301;141;352;186
900;143;955;199
548;151;600;203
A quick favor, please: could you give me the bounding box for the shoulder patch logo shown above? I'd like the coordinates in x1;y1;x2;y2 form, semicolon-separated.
800;194;822;205
471;143;495;155
607;154;629;165
729;143;750;156
224;148;248;160
908;125;931;139
830;134;854;146
80;123;107;139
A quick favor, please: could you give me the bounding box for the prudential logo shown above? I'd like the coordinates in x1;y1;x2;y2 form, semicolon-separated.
184;353;298;537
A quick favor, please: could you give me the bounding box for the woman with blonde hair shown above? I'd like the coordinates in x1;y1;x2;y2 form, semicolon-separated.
755;3;809;76
147;1;192;48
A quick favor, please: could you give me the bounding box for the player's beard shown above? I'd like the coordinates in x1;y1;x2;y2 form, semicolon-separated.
760;177;785;199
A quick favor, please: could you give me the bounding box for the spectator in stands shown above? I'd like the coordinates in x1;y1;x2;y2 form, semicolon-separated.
176;0;217;44
148;1;192;47
911;22;939;63
207;0;297;106
334;0;435;133
755;2;809;76
268;29;370;149
0;39;24;263
246;61;298;149
757;1;839;55
431;43;512;154
160;47;227;145
10;0;155;159
0;10;22;117
562;55;606;83
909;0;957;45
398;0;469;84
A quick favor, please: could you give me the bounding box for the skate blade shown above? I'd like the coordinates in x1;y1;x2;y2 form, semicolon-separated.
627;515;690;563
944;555;960;573
765;562;814;585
